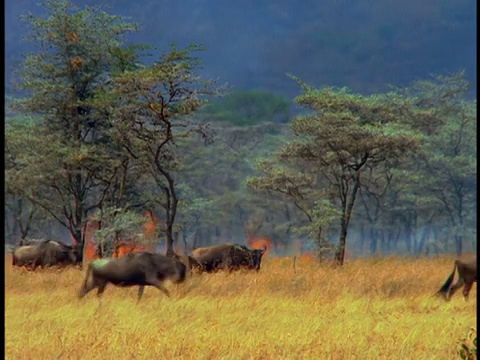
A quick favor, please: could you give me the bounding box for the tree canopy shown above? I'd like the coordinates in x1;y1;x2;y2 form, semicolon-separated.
5;0;476;263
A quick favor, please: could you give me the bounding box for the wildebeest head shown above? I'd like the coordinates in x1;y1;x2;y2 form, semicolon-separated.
229;244;267;271
249;246;267;271
69;244;83;263
41;240;83;267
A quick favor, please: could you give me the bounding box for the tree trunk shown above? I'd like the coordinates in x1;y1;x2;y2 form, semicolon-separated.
181;228;188;254
96;220;104;258
165;224;174;257
416;225;430;255
455;235;463;256
404;218;412;255
369;228;378;255
334;176;361;266
335;224;348;266
192;228;199;250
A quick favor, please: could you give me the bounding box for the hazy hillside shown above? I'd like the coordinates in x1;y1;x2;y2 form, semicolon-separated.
5;0;476;98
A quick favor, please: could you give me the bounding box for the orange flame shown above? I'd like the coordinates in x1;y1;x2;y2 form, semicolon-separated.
84;242;98;260
115;242;150;257
81;211;157;260
248;237;273;255
298;252;315;262
144;210;157;240
83;240;151;260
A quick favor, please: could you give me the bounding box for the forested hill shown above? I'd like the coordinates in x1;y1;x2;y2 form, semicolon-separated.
5;0;477;98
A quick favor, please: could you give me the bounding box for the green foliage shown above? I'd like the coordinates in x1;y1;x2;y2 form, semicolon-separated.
5;1;219;255
250;76;423;264
400;73;477;255
5;0;144;245
200;89;290;126
91;207;148;257
457;327;477;360
4;1;477;258
104;42;219;254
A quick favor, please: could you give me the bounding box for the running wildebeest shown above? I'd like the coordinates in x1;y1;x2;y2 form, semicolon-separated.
77;252;187;303
12;240;82;270
436;256;477;301
190;243;267;273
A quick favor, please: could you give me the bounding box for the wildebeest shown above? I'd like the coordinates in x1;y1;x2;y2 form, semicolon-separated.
77;251;187;303
190;243;267;273
436;256;477;301
12;240;82;270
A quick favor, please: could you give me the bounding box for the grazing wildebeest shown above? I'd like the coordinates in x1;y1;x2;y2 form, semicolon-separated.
12;240;82;270
12;245;41;268
190;243;267;273
436;256;477;301
77;252;187;303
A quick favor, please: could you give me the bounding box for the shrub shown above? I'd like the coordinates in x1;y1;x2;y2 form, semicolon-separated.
458;326;477;360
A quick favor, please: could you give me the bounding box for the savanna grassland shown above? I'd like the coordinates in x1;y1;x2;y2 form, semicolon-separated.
5;255;476;360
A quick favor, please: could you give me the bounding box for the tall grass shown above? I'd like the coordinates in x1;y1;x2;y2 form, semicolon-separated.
5;255;476;359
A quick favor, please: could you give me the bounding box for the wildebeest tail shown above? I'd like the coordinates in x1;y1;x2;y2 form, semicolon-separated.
436;261;457;298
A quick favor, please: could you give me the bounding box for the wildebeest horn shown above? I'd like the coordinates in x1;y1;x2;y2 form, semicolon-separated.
262;245;267;254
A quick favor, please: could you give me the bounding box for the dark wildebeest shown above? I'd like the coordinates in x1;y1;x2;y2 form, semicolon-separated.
436;256;477;301
12;240;82;270
10;238;48;267
12;245;41;268
190;243;267;273
77;252;187;303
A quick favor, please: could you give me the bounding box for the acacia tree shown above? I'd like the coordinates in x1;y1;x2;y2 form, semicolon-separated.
385;72;477;255
249;77;420;265
346;72;476;257
101;45;219;256
5;0;144;252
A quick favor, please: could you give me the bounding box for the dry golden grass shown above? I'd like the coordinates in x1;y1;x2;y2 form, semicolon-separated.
5;254;477;359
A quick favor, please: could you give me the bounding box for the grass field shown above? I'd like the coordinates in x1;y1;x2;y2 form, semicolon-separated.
5;254;477;359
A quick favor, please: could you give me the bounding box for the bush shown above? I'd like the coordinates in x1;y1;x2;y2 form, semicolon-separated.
458;327;477;360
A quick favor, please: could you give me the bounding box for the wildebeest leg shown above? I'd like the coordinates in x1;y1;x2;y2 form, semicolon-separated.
146;276;170;297
78;265;99;299
155;283;170;297
96;282;107;298
447;278;465;300
78;281;96;299
137;286;145;304
31;258;40;271
462;282;473;301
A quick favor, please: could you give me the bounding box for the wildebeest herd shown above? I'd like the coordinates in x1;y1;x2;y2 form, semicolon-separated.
10;239;476;303
11;240;268;302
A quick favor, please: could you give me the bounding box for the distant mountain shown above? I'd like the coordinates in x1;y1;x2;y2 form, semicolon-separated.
5;0;476;98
